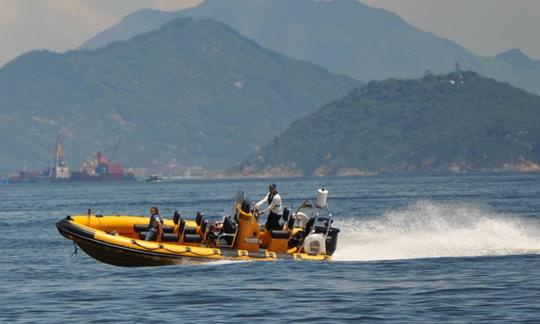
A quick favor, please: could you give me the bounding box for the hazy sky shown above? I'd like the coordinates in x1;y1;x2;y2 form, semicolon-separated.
0;0;539;67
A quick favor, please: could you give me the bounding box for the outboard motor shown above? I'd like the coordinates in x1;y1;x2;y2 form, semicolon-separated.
325;226;340;256
299;187;340;256
304;217;340;255
304;233;326;255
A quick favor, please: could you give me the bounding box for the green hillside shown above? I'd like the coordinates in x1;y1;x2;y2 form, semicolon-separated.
0;17;359;174
238;71;540;176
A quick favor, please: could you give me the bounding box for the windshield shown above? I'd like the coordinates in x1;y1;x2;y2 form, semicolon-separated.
233;190;245;215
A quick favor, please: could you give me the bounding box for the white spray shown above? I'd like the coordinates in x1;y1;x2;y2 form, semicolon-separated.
333;200;540;262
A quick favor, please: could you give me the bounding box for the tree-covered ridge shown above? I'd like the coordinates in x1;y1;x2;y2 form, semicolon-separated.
0;17;359;174
239;71;540;176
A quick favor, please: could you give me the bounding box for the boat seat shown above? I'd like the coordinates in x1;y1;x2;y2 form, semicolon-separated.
216;234;235;247
173;211;181;225
184;234;203;243
223;216;237;233
162;233;179;242
195;212;205;227
270;230;290;239
139;231;179;242
216;216;237;247
184;227;197;235
134;224;148;232
134;224;174;233
287;213;295;230
200;221;210;242
183;220;209;244
282;207;290;222
178;219;186;235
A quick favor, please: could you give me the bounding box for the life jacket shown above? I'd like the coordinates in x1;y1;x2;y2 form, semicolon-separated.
149;214;163;230
268;191;278;204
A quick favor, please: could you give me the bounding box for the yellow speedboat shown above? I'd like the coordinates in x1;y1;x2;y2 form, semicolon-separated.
56;190;340;266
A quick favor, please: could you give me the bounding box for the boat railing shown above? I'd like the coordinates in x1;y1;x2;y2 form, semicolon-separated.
294;199;334;240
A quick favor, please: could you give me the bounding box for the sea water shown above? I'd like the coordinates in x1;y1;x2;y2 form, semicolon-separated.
1;173;539;322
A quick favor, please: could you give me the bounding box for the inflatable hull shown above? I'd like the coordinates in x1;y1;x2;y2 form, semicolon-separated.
56;216;331;267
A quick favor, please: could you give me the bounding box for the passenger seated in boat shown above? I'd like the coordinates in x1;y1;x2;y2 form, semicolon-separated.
255;183;283;231
208;215;237;247
145;206;163;242
209;221;223;233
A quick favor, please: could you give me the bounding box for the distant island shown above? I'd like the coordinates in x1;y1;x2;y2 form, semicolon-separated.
2;0;540;179
0;17;358;175
238;71;540;177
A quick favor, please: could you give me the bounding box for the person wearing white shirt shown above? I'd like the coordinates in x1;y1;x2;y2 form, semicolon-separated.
255;183;283;231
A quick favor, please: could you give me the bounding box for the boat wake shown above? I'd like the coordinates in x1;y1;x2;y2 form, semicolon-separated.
333;201;540;262
201;260;251;266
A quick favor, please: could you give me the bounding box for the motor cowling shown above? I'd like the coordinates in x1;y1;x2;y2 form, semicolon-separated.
304;217;340;256
325;227;340;256
303;233;326;255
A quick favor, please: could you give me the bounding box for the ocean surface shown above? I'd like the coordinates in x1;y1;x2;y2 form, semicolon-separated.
1;173;539;322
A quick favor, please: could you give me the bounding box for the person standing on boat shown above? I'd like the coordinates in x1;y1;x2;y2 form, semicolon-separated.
255;183;283;231
145;206;163;242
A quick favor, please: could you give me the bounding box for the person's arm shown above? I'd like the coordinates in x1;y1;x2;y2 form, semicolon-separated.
156;219;163;242
254;194;268;210
262;195;280;214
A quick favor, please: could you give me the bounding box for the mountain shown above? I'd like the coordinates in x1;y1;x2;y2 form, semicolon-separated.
495;49;540;71
0;17;359;174
80;0;540;95
237;71;540;176
80;9;180;51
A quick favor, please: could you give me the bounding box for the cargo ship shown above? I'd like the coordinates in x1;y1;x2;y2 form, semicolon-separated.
67;151;136;182
8;170;51;183
9;138;135;183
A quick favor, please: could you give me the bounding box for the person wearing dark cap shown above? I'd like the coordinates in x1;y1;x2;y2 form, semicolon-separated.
145;206;163;242
255;183;283;231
